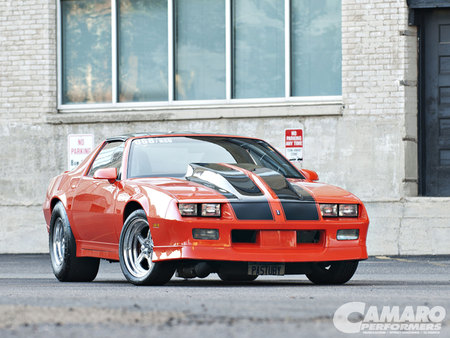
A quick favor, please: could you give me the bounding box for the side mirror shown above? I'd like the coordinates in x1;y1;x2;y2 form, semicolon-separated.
301;169;319;181
94;168;117;183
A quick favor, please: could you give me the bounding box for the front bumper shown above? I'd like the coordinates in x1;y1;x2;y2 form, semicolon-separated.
151;218;369;263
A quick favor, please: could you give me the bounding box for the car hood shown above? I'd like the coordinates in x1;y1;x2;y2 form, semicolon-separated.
130;163;361;205
287;179;361;204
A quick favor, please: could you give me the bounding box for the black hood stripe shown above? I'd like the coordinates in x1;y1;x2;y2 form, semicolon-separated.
280;202;319;221
187;163;319;221
237;165;319;221
186;163;273;220
230;201;273;220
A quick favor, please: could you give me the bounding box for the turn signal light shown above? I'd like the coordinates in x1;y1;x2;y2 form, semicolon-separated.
192;229;219;240
337;229;359;240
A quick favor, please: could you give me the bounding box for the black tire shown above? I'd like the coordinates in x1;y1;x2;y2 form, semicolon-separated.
49;202;100;282
306;260;359;285
119;210;175;285
217;272;258;282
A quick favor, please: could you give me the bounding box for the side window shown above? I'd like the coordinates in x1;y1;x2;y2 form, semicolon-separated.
87;141;125;177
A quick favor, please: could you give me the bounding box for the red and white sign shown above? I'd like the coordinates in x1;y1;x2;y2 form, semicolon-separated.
68;134;94;170
285;128;303;162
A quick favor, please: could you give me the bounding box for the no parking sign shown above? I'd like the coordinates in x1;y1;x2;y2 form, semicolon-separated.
284;128;303;162
68;134;94;170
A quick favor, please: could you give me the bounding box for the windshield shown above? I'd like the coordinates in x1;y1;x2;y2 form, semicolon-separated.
127;136;303;179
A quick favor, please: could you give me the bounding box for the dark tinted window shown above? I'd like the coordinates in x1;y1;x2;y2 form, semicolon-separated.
88;141;125;177
128;136;302;179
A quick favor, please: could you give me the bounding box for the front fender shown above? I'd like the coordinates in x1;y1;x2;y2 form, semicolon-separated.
116;185;180;241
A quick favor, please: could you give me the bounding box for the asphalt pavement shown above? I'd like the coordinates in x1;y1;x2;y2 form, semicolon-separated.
0;254;449;337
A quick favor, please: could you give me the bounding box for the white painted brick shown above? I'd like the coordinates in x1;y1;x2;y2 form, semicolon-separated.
0;0;57;122
0;0;447;256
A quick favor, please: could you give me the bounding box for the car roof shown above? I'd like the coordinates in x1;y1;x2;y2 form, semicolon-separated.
106;132;248;142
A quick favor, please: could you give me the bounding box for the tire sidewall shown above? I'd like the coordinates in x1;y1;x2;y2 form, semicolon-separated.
49;202;76;280
307;260;359;285
119;210;156;284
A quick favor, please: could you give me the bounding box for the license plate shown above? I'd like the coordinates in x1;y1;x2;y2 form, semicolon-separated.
248;263;285;276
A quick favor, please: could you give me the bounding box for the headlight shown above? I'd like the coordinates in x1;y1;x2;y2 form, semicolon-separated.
201;203;221;217
339;204;358;217
178;203;221;217
320;204;338;217
320;204;359;218
178;203;197;216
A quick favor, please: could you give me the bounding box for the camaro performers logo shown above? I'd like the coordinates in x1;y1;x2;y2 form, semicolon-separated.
333;302;446;334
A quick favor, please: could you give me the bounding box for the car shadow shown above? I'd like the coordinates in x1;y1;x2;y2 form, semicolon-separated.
90;278;450;287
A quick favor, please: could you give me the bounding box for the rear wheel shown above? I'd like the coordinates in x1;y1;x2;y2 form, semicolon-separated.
306;260;359;285
119;210;175;285
49;202;100;282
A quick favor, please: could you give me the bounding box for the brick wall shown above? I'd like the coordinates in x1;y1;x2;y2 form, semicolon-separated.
0;0;57;123
342;0;413;116
0;0;448;255
341;0;418;199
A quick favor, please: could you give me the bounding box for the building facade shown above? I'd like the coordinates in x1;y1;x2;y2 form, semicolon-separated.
1;0;449;254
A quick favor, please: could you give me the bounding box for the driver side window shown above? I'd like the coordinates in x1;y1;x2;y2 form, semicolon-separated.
88;141;125;177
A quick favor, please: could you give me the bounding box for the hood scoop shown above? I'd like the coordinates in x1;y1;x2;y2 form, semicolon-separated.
186;163;264;199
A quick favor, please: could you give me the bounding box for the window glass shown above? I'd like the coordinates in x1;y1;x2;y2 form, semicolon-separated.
88;142;125;177
128;136;302;178
60;0;342;105
61;0;112;104
174;0;226;100
232;0;285;99
118;0;168;102
291;0;341;96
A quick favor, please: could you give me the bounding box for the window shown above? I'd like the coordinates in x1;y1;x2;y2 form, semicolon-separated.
61;0;112;104
127;136;302;178
118;0;168;102
175;0;226;100
59;0;341;106
232;0;285;99
291;0;341;96
88;141;125;177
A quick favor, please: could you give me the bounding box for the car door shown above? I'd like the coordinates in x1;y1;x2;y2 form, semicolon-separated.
71;141;125;245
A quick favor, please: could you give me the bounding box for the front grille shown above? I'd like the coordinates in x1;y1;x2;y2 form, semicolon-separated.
231;229;323;245
231;230;257;243
296;230;321;244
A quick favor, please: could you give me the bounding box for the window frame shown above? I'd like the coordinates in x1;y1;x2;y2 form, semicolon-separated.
57;0;342;110
86;141;125;179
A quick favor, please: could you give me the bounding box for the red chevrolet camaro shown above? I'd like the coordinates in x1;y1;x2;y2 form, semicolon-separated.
43;133;369;285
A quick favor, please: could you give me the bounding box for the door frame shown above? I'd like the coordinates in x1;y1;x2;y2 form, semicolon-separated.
409;3;450;195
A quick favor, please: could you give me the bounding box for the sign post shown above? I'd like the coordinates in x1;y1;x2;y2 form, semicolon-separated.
284;128;303;164
68;134;94;170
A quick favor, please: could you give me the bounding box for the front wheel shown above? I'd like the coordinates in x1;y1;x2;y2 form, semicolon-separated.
217;272;258;282
306;260;359;285
119;210;175;285
49;202;99;282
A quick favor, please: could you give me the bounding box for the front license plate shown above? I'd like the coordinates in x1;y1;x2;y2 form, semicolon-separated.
248;263;285;276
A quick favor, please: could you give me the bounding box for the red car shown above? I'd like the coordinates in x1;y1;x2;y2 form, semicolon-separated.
43;133;369;285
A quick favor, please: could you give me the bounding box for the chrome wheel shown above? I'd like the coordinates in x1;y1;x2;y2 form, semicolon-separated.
122;218;153;278
52;217;65;266
119;210;175;285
